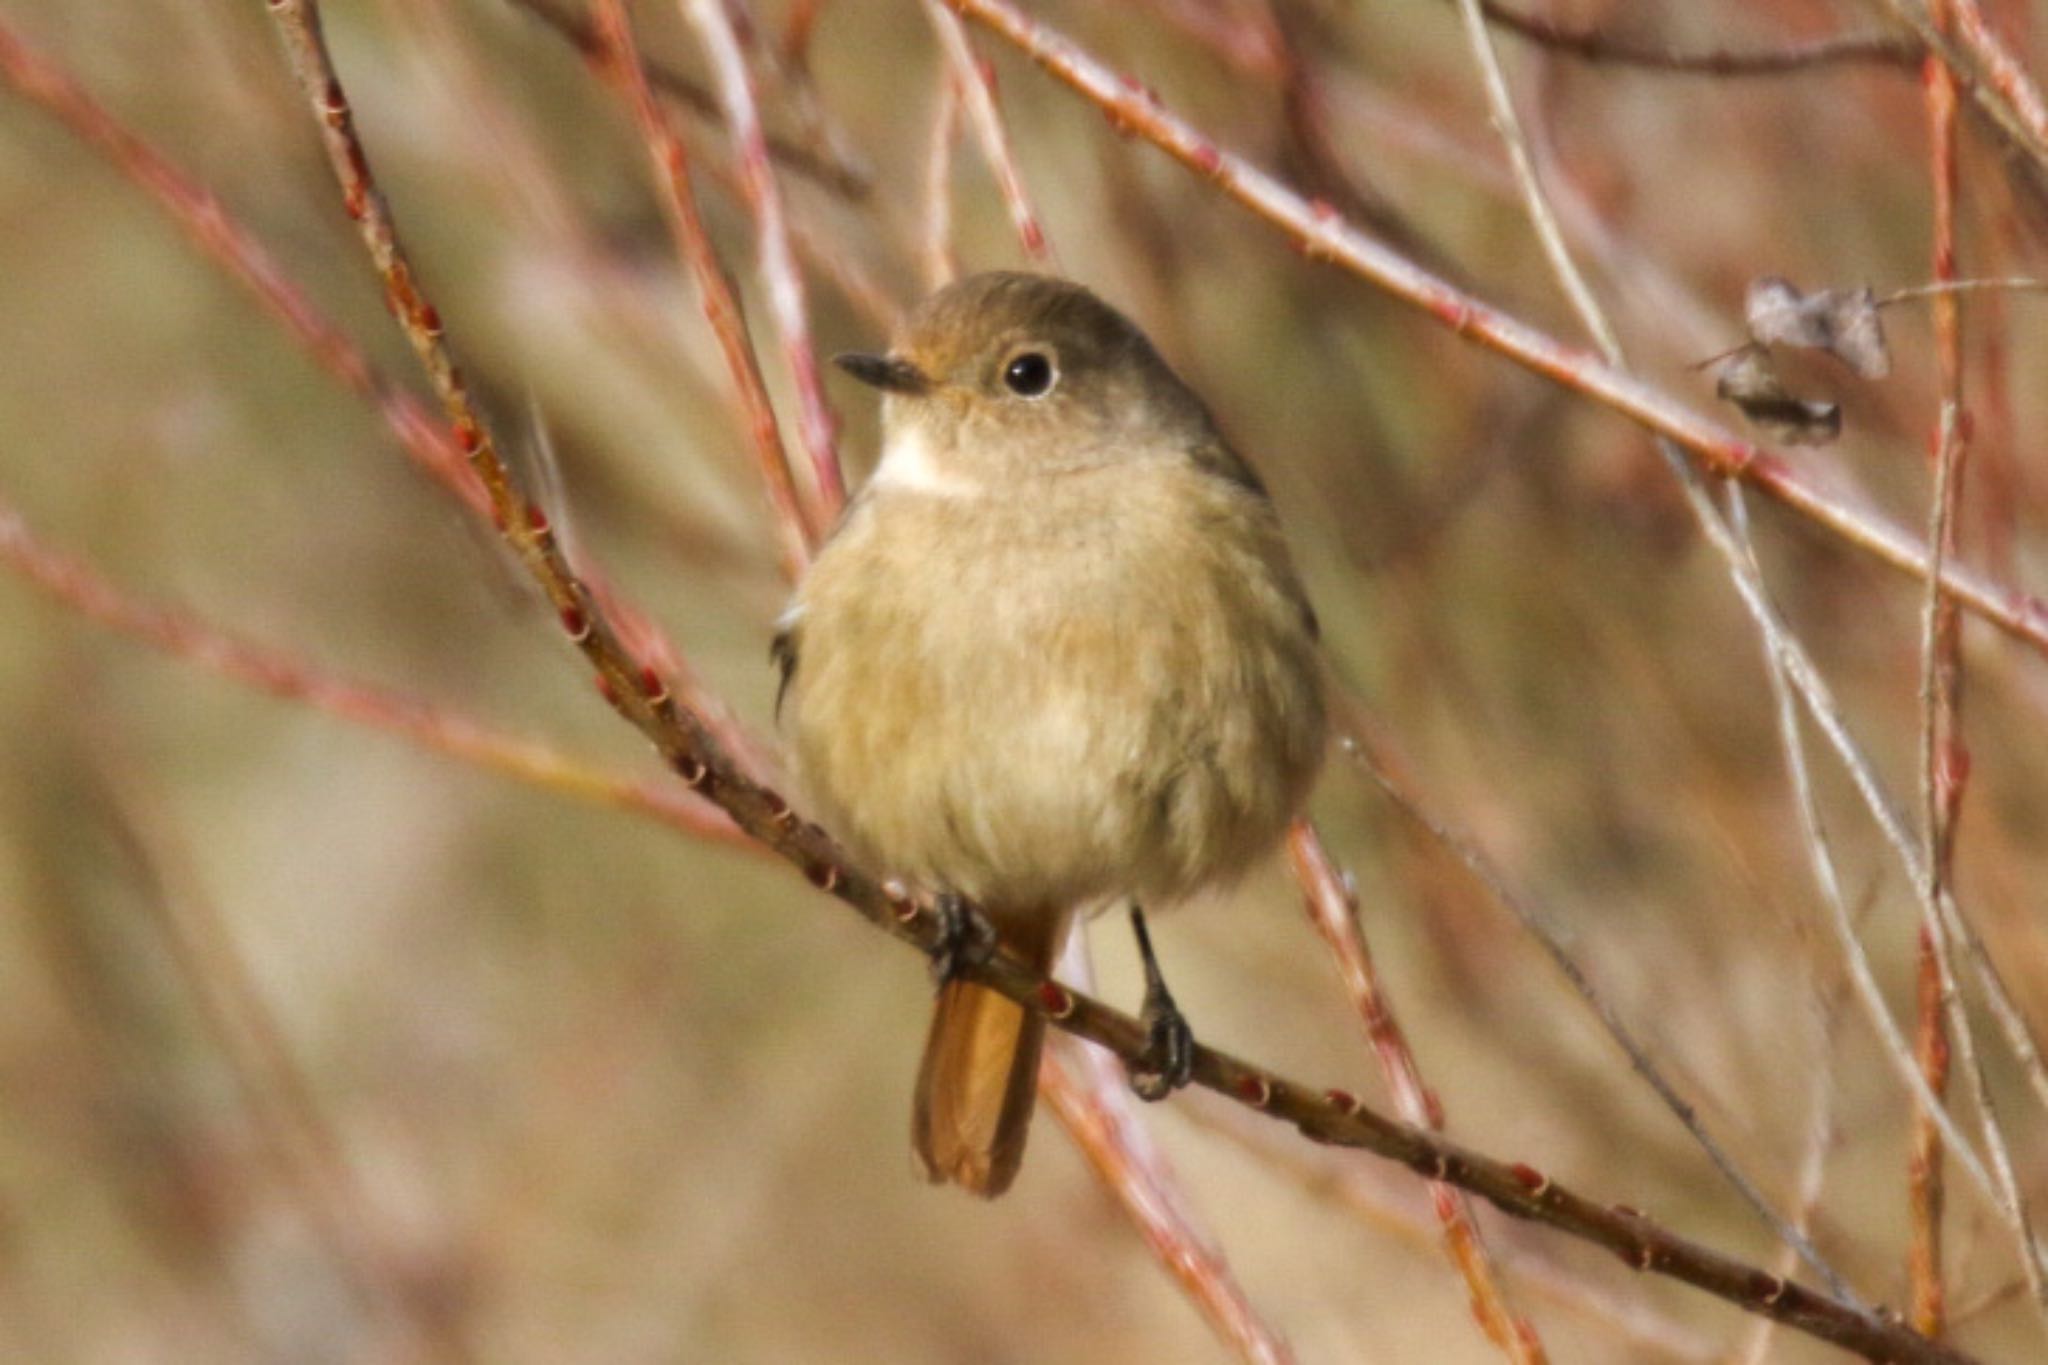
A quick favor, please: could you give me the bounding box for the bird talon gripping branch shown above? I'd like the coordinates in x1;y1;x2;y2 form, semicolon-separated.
928;891;1000;987
1129;904;1195;1100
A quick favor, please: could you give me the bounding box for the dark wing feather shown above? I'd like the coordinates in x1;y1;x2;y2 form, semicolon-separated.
770;623;799;721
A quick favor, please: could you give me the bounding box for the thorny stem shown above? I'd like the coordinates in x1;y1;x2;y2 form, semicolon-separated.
253;3;1978;1357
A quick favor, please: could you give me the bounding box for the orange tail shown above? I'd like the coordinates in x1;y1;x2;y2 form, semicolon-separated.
912;928;1057;1198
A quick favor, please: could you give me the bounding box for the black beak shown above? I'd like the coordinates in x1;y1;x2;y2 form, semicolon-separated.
833;351;930;396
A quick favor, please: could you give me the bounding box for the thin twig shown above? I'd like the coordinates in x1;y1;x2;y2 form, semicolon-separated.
1046;934;1294;1365
921;62;963;292
1478;2;1921;76
1874;0;2048;178
679;0;846;530
494;0;872;197
1446;0;1857;1303
0;15;761;775
1883;275;2048;303
1344;730;1861;1307
589;0;814;576
1185;1097;1721;1364
939;0;2048;662
1911;19;1968;1333
921;0;1057;268
1724;487;1997;1205
0;498;744;849
1289;823;1546;1363
251;6;1975;1356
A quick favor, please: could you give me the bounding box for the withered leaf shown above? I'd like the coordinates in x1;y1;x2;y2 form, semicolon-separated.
1714;345;1842;446
1743;276;1891;380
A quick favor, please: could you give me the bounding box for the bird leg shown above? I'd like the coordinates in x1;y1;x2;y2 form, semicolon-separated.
928;891;999;986
1127;904;1195;1100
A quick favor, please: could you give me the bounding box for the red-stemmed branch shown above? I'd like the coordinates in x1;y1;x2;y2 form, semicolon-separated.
1290;824;1547;1363
588;0;815;576
679;0;847;530
495;0;871;198
0;496;744;850
1910;4;1967;1333
921;0;1058;268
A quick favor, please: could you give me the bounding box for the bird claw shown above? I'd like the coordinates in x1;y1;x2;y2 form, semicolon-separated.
929;892;998;987
1126;904;1195;1101
1131;994;1194;1101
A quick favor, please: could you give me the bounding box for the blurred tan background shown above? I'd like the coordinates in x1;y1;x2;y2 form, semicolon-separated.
1;0;2046;1360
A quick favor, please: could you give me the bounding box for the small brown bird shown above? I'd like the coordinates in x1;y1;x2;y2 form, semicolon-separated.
775;272;1325;1196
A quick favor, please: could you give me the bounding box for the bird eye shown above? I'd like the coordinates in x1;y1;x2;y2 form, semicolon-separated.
1001;350;1056;398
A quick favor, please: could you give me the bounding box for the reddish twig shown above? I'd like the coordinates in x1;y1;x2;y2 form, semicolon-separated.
921;0;1057;268
1441;0;1860;1303
0;20;476;511
249;6;1976;1356
1910;923;1955;1335
921;61;963;292
589;0;815;576
1289;823;1546;1363
679;0;846;530
1911;13;1969;1333
1948;0;2048;150
494;0;871;198
0;14;767;776
1045;1030;1294;1364
0;497;744;848
1478;2;1921;76
939;0;2048;662
1879;0;2048;176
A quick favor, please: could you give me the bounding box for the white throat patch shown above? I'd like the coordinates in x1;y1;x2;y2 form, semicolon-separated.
869;425;983;498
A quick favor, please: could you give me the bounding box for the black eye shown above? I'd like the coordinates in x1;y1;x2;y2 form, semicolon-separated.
1002;351;1055;398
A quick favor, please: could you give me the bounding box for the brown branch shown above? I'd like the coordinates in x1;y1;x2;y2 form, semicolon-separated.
1477;2;1921;76
494;0;872;198
1186;1097;1720;1363
252;4;1974;1358
939;0;2048;663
